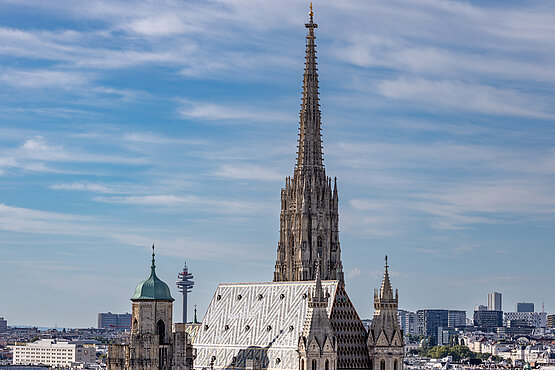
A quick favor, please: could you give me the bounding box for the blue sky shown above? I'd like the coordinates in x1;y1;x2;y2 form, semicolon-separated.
0;0;554;328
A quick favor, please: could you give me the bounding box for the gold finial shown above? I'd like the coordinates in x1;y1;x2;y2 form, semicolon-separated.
309;3;313;17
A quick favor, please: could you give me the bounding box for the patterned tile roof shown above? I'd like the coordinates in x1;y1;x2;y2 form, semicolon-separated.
194;281;369;370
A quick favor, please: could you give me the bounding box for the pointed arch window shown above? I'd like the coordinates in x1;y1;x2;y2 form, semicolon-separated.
312;360;317;370
157;319;165;344
380;360;385;370
394;360;398;370
325;359;329;370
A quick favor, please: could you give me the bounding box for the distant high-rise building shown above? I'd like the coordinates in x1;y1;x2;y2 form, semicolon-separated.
447;310;466;328
98;312;131;330
547;314;555;329
504;312;547;328
398;310;418;336
488;292;502;311
475;305;487;311
473;310;503;330
0;317;7;333
516;302;534;312
417;310;448;344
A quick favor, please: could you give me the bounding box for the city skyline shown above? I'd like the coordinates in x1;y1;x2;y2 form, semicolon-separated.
1;0;554;328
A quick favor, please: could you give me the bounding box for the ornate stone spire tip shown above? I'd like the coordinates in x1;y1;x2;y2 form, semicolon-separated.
309;3;313;18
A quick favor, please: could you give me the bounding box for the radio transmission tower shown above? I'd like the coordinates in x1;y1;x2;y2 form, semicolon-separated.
176;261;194;323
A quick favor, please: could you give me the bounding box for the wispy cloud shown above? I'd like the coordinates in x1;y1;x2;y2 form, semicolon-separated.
178;99;294;123
0;136;148;174
377;78;554;119
214;164;283;182
94;194;270;216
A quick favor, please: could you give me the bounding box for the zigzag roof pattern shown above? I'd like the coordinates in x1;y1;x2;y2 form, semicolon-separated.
193;281;368;370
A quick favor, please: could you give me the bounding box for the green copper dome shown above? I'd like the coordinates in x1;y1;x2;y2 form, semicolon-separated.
131;246;174;301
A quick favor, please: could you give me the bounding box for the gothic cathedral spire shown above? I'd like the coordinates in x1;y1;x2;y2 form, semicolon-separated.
274;6;344;285
296;3;322;171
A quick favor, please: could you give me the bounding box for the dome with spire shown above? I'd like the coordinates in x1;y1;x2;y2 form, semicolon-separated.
131;245;174;301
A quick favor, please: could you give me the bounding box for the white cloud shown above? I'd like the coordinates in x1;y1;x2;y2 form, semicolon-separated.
0;69;90;89
0;203;92;235
347;267;362;278
0;136;148;174
214;164;283;182
179;99;294;123
377;78;554;119
94;194;270;216
126;14;199;37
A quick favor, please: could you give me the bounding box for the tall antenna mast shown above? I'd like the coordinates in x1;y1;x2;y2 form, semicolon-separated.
176;261;194;323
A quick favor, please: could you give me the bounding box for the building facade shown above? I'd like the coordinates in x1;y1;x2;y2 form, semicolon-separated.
98;312;132;330
437;327;456;346
273;6;344;285
417;310;448;344
447;311;466;328
11;339;95;367
546;314;555;329
0;317;6;333
516;303;534;313
473;310;503;330
107;248;193;370
397;310;417;337
488;292;502;311
368;257;404;370
504;312;547;328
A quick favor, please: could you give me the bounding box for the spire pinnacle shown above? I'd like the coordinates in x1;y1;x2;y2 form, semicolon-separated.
151;244;156;270
309;255;327;307
379;255;394;300
297;4;322;171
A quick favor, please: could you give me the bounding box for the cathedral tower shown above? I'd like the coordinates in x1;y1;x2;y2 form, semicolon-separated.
367;257;404;370
108;246;193;370
274;4;344;285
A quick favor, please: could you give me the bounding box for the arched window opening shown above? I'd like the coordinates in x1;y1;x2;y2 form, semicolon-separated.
301;359;304;370
380;360;385;370
325;359;329;370
157;319;165;344
394;360;398;370
312;359;317;370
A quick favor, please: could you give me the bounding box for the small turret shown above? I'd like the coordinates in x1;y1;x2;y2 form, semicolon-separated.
299;252;337;370
368;256;404;370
